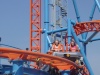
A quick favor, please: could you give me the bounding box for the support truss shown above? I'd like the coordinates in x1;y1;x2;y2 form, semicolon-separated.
30;0;41;52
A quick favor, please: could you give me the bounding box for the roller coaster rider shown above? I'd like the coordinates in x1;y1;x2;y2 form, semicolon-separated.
51;40;64;52
69;40;80;52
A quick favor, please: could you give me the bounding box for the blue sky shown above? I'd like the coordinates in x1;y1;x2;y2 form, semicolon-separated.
0;0;100;75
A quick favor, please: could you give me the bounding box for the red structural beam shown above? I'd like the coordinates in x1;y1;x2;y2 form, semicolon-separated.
30;0;41;52
74;20;100;35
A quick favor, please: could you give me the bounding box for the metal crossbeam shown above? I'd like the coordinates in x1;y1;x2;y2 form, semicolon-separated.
85;32;98;44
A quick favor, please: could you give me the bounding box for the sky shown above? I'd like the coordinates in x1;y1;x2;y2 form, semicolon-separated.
0;0;100;75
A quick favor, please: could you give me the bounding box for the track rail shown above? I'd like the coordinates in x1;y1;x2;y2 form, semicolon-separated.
74;20;100;35
0;47;81;70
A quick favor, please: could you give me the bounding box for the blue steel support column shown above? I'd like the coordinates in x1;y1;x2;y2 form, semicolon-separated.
83;1;97;55
67;19;72;47
72;0;87;39
47;36;52;47
72;0;81;22
89;2;96;20
71;21;94;75
94;0;100;11
82;43;87;55
70;19;76;25
85;32;98;44
90;38;100;42
47;27;67;34
44;0;49;53
83;44;86;55
72;0;87;55
72;0;88;54
12;60;23;75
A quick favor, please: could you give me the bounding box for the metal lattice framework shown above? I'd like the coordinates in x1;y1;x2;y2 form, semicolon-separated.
30;0;41;52
0;0;100;75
